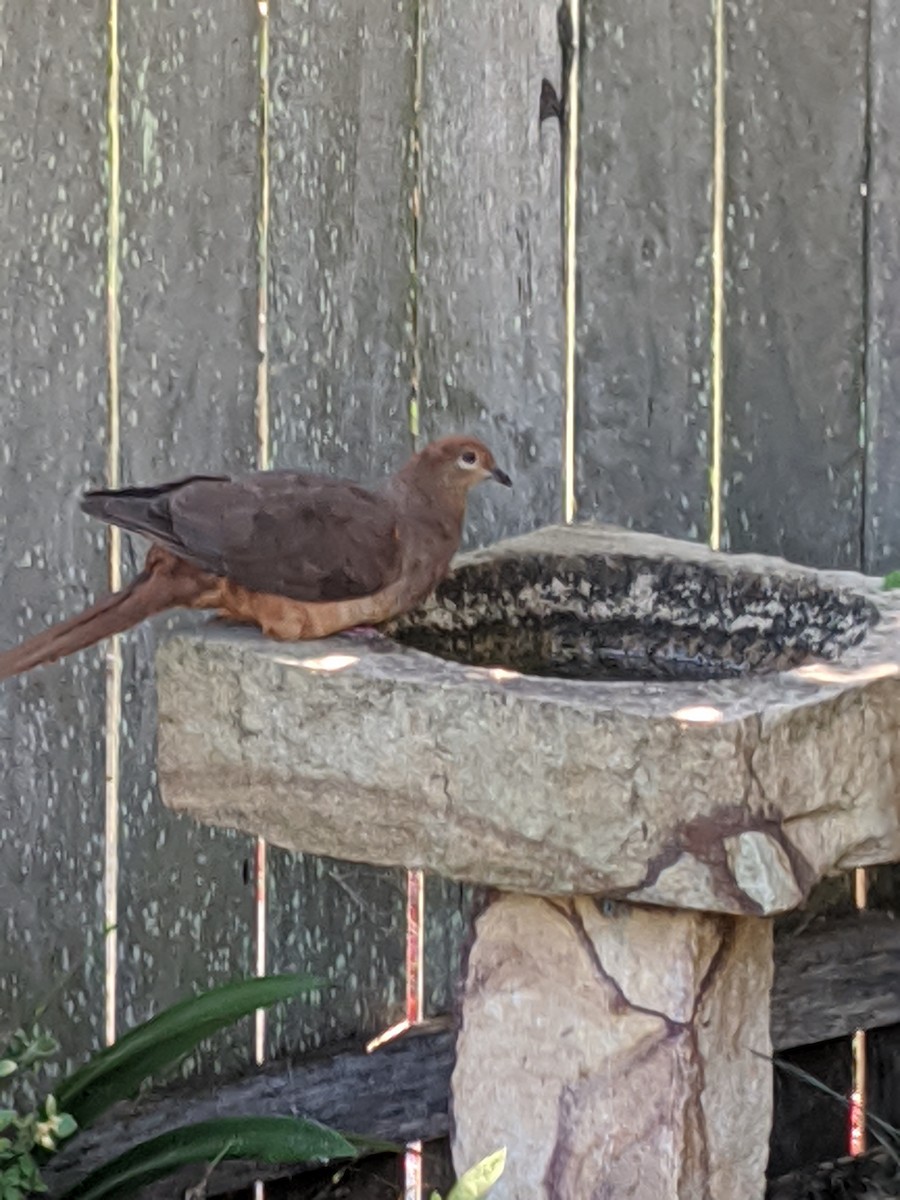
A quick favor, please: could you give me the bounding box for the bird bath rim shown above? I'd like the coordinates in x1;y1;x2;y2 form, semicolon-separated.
386;525;878;685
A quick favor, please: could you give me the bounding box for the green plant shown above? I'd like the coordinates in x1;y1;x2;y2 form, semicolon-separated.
883;570;900;590
61;1118;357;1200
431;1147;507;1200
0;1025;78;1198
0;975;393;1199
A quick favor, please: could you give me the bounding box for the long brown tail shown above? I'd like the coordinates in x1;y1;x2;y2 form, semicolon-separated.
0;564;192;681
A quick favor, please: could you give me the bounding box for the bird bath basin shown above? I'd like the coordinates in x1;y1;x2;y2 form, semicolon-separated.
388;526;875;681
156;524;900;1200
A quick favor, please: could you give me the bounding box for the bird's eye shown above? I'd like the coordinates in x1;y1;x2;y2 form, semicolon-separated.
459;450;478;468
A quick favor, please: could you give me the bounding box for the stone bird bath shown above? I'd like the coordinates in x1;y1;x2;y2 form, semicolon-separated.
156;524;900;1199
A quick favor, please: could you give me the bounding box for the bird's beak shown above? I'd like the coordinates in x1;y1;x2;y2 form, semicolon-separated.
491;466;512;487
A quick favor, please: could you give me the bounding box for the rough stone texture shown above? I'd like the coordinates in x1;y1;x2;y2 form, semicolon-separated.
157;524;900;915
451;896;772;1200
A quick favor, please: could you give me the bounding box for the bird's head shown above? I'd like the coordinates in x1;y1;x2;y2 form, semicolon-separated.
407;436;512;500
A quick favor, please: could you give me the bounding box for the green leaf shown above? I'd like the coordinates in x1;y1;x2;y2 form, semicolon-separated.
343;1134;403;1157
884;570;900;590
30;1036;58;1059
59;1117;356;1200
446;1148;507;1200
0;1064;16;1080
55;974;322;1129
0;1113;15;1131
54;1114;78;1141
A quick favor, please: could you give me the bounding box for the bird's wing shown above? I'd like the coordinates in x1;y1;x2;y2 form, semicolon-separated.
82;471;402;602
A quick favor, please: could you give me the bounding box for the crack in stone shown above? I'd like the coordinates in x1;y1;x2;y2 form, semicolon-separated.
540;899;737;1198
623;800;819;915
781;801;853;825
691;917;734;1024
676;921;734;1200
679;1021;715;1200
430;769;453;823
738;714;766;807
553;898;684;1034
542;1033;677;1200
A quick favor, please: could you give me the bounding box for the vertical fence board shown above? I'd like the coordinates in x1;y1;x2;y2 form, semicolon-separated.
267;0;415;480
722;0;866;569
265;856;406;1055
116;0;259;1056
0;0;109;1068
265;0;415;1052
864;0;900;576
575;0;713;538
423;875;480;1017
418;0;562;549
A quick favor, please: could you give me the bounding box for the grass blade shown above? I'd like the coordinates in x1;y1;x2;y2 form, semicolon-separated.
771;1055;900;1166
59;1116;355;1200
56;974;323;1128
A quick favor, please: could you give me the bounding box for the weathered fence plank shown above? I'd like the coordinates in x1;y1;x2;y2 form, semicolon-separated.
265;0;416;1052
575;0;713;539
418;0;563;548
722;0;867;569
863;0;900;576
771;912;900;1049
0;0;109;1067
265;855;406;1054
267;0;415;480
115;0;260;1048
44;1025;454;1198
424;875;480;1017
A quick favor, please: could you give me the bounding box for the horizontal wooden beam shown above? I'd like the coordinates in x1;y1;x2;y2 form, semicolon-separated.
772;911;900;1049
45;1023;454;1199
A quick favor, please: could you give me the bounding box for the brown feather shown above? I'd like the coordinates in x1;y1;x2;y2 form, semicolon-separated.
0;551;214;680
82;472;403;603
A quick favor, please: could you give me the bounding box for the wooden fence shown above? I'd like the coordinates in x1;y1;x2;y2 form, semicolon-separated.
2;0;900;1177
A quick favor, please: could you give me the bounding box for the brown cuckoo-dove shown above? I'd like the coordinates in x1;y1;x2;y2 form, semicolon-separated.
0;435;511;679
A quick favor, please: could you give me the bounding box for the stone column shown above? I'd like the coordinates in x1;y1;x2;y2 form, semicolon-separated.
452;896;773;1200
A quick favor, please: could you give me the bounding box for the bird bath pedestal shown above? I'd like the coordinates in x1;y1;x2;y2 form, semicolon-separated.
156;524;900;1199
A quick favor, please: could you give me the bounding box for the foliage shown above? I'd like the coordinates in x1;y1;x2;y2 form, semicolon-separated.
882;570;900;590
430;1147;507;1200
54;974;321;1130
60;1117;356;1200
0;1025;78;1199
1;974;389;1200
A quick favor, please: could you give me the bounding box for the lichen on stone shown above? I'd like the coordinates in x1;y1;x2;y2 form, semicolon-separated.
389;551;877;682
